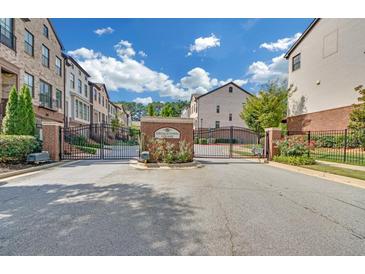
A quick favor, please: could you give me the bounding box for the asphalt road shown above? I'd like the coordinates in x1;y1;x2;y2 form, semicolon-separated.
1;159;365;255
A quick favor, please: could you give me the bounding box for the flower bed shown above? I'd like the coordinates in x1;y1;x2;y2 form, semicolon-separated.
142;137;193;164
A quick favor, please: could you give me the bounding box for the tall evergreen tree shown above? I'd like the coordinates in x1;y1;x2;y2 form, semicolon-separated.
2;86;20;135
17;85;28;135
147;103;155;116
21;85;36;136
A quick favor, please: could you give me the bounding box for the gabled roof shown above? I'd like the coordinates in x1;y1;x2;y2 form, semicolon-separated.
284;18;320;59
191;81;253;102
47;19;64;51
62;53;91;77
89;82;110;100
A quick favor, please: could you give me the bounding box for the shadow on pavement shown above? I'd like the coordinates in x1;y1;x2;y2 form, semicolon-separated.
61;159;132;168
0;182;203;255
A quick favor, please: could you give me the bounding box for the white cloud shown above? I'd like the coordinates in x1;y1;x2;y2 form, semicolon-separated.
247;54;287;84
94;27;114;36
219;78;248;87
133;96;153;105
260;33;301;52
114;40;136;59
69;42;247;100
187;34;220;56
67;47;101;59
138;51;147;57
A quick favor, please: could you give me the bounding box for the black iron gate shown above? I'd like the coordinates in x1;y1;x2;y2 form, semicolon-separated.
61;124;140;160
193;126;261;158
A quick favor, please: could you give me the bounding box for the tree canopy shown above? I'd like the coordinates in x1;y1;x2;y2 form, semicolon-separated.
115;100;189;120
349;85;365;130
240;81;288;135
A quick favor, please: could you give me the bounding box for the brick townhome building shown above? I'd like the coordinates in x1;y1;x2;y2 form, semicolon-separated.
285;18;365;131
0;18;65;134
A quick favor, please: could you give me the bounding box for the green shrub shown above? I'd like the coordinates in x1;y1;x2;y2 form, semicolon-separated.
145;138;193;163
273;155;316;166
0;135;40;163
176;140;193;162
277;135;309;157
199;138;207;144
74;145;97;155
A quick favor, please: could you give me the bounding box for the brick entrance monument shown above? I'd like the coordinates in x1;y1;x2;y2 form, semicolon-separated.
140;116;194;148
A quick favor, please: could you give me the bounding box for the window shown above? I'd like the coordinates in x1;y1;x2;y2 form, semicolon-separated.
216;105;220;113
55;57;62;76
41;45;49;67
94;89;97;101
24;29;34;56
39;80;52;108
229;113;232;121
24;72;34;97
0;18;15;50
98;93;101;104
215;121;220;128
56;89;62;109
229;86;233;93
70;73;75;89
75;100;79;117
43;24;49;38
292;53;301;71
84;84;88;97
77;79;82;93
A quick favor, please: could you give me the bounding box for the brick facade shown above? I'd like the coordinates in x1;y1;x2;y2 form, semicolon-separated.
140;117;194;147
42;123;61;161
287;105;353;132
0;18;65;127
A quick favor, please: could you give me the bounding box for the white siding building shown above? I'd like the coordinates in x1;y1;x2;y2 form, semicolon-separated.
187;82;252;129
64;55;91;127
285;18;365;131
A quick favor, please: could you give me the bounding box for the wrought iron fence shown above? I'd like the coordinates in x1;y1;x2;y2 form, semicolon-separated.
286;129;365;166
61;124;140;160
193;126;261;158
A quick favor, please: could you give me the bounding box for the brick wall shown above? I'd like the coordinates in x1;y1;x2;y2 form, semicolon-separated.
287;105;353;131
140;117;194;147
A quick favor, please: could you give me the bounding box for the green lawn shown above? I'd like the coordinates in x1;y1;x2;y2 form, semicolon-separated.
303;164;365;181
310;150;365;166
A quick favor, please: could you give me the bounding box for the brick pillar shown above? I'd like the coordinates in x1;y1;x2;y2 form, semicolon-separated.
265;128;282;160
42;124;62;161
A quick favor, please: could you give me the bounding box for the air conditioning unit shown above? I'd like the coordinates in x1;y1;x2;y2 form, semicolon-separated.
27;151;50;163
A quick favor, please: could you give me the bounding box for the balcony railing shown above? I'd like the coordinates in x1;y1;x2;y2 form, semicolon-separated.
0;25;16;51
39;93;59;111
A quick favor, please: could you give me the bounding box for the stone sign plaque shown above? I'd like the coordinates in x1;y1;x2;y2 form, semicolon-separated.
154;127;180;139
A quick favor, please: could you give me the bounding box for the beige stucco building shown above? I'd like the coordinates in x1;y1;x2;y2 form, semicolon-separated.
187;82;252;129
64;54;91;127
285;18;365;131
90;82;109;124
0;18;65;131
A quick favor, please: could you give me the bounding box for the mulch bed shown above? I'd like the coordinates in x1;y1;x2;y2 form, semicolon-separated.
0;162;45;174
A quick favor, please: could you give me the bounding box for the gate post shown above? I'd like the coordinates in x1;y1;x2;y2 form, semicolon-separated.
100;123;105;159
229;126;233;158
264;128;282;161
42;122;63;161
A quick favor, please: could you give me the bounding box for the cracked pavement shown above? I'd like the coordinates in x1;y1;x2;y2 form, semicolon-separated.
1;158;365;255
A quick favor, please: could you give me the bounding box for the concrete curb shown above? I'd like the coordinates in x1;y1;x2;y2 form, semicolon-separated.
130;160;204;170
0;161;74;180
268;161;365;189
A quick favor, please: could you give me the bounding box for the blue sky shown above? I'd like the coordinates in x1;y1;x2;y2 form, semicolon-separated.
52;18;312;104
